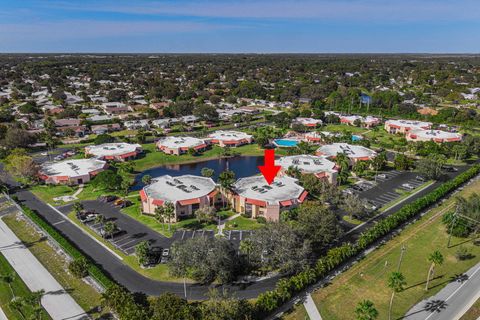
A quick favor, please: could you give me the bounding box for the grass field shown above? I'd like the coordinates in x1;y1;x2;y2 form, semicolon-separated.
284;178;480;320
2;214;107;318
0;252;51;320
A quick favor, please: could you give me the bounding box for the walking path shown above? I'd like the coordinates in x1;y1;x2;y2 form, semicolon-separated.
217;213;241;234
304;293;323;320
0;218;88;320
404;262;480;320
0;307;7;320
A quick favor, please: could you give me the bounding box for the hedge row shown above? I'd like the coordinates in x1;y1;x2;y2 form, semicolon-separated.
19;204;115;289
255;164;480;314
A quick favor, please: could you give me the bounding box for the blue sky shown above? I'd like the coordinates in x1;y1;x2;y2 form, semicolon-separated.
0;0;479;53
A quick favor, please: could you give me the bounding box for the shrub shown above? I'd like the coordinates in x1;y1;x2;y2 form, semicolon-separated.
455;246;473;261
256;216;267;224
68;257;90;278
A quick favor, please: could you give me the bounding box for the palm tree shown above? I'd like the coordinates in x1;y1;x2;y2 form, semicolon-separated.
285;165;302;179
387;271;406;320
9;297;26;320
239;239;254;265
141;174;152;185
218;170;235;208
72;202;84;215
154;206;166;230
201;167;215;178
355;300;378;320
103;221;117;239
425;250;444;291
94;214;105;228
1;272;16;298
163;202;175;231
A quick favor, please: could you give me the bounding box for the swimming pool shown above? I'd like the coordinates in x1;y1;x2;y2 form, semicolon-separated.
352;135;363;142
273;139;299;147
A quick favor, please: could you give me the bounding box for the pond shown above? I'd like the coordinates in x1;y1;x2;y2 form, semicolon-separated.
133;156;264;190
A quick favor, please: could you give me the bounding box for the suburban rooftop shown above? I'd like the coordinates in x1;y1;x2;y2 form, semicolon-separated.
233;175;305;204
317;143;377;159
85;143;141;157
143;174;216;202
40;159;107;177
156;136;207;149
276;155;337;173
208;130;252;140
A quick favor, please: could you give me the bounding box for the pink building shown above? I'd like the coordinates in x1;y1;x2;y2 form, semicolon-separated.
316;143;377;165
140;175;218;221
340;115;380;128
85;143;142;161
293;117;323;128
207;130;253;147
39;159;107;185
229;176;307;222
276;155;338;184
156;136;208;155
384;119;432;134
406;129;463;143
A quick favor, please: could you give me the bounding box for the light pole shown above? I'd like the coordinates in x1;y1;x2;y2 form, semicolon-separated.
397;244;406;272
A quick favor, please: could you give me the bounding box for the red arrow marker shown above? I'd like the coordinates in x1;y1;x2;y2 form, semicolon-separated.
258;149;281;185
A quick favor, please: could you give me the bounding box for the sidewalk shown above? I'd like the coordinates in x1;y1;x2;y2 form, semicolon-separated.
0;218;88;320
304;293;323;320
217;213;241;234
0;307;7;320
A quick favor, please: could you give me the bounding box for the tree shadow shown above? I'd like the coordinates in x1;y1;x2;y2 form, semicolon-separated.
400;300;448;319
403;275;443;291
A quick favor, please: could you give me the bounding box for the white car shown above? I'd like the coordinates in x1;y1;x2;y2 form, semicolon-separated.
402;183;415;190
162;249;170;257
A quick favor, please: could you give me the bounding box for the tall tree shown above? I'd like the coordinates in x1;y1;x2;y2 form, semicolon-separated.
425;250;444;291
387;271;406;320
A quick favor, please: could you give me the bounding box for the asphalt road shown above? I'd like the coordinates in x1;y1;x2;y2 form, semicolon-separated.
10;189;279;299
404;262;480;320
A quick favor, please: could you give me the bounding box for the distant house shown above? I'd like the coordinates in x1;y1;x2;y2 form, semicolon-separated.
54;118;82;127
91;123;121;135
39;159;107;185
406;129;463;143
85;143;143;161
384;119;432;134
316;143;377;165
207;130;253;147
124;119;150;130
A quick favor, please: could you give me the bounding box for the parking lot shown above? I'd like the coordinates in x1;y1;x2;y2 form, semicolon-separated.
58;200;172;256
349;170;428;209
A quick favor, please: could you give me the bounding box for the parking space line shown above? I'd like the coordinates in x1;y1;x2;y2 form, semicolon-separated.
117;238;138;248
112;235;131;244
181;230;186;240
52;220;65;225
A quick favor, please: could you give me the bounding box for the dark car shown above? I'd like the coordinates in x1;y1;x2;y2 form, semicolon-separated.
98;195;118;203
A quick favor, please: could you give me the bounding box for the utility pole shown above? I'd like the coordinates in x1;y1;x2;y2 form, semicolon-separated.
397;244;406;272
184;277;187;299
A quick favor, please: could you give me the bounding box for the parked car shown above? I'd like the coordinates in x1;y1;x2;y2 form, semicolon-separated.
352;185;364;191
54;155;64;161
162;248;170;257
98;195;117;203
416;175;426;182
443;166;458;172
377;173;388;179
402;183;415;190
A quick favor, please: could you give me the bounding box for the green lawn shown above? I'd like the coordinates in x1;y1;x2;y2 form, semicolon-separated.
284;177;480;320
2;214;107;318
323;124;369;134
225;215;265;230
342;215;363;225
0;253;51;320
